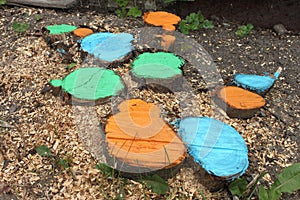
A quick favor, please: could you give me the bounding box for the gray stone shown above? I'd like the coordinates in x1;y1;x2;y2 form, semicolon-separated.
144;0;156;10
273;24;288;35
232;196;239;200
9;104;17;114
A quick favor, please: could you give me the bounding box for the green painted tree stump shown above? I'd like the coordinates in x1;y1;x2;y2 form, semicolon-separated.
130;52;185;92
42;24;80;63
50;67;125;105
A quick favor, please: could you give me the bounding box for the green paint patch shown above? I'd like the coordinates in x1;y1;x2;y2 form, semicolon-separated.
50;67;124;100
50;79;63;87
47;24;77;34
131;52;185;79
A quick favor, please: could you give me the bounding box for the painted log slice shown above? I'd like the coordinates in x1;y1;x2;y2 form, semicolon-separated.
43;24;80;63
178;117;249;179
49;67;125;105
105;99;186;173
216;86;266;118
130;52;185;92
80;32;134;62
80;32;114;53
143;11;181;31
233;74;276;94
46;24;77;34
73;28;93;38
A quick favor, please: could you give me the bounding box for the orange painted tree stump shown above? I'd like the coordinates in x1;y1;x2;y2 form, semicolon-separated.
143;11;181;31
73;28;93;38
105;99;186;175
215;86;266;118
143;11;180;51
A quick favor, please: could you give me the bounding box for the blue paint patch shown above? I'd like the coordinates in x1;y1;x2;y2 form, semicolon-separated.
170;118;181;128
80;32;134;62
57;48;66;56
80;32;114;54
178;117;249;179
233;74;276;93
93;33;134;62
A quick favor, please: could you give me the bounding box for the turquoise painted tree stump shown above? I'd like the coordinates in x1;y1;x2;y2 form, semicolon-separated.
80;32;134;63
232;67;282;94
178;117;249;180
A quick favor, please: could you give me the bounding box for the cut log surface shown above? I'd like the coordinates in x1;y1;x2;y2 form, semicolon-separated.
105;99;186;170
7;0;78;8
233;68;281;94
131;52;184;79
233;74;275;94
47;24;77;34
143;11;181;31
178;117;249;179
73;28;93;38
49;67;124;102
80;32;134;62
217;86;266;110
130;52;185;91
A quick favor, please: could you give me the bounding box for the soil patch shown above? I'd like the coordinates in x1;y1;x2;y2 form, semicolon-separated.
176;0;300;32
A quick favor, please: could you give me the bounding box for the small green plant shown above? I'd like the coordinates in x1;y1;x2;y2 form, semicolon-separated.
127;6;142;18
35;145;72;170
114;0;142;18
66;62;77;70
259;162;300;200
140;174;169;195
163;0;176;4
95;163;116;178
198;189;207;200
201;19;214;29
0;0;6;5
35;14;41;21
229;162;300;200
229;177;248;197
36;145;53;157
179;11;214;34
115;0;128;18
95;163;169;195
12;22;29;33
95;163;126;199
235;24;253;37
57;158;69;168
163;0;175;4
116;183;125;200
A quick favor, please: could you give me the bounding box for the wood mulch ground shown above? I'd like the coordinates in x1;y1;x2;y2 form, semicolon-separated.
0;5;299;200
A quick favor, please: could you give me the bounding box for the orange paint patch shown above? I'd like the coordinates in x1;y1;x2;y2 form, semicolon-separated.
143;11;181;31
218;86;266;110
73;28;93;37
105;99;186;168
156;34;176;50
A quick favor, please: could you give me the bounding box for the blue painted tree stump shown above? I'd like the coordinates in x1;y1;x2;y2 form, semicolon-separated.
233;67;282;94
178;117;249;180
80;32;134;62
